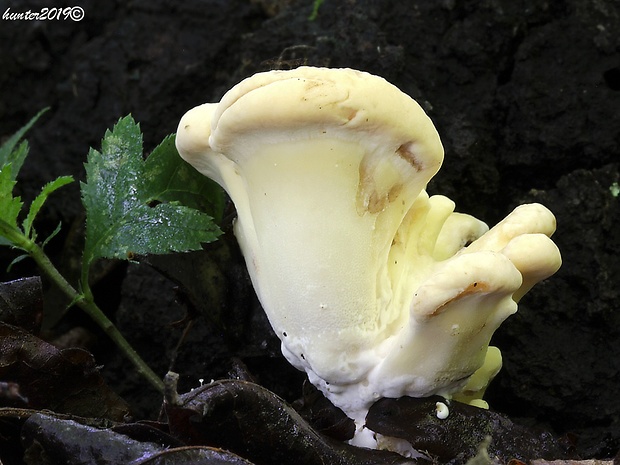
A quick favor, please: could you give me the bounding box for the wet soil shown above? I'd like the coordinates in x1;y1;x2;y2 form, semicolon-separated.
1;0;619;459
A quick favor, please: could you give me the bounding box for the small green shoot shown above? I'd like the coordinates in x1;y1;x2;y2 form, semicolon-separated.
0;108;69;249
0;110;225;393
0;107;49;177
309;0;325;21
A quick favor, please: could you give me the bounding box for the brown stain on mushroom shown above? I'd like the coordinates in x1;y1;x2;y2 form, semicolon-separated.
356;157;373;214
430;281;491;317
359;183;405;214
366;192;386;214
344;107;358;121
388;184;403;202
356;154;405;215
304;80;323;91
396;142;423;171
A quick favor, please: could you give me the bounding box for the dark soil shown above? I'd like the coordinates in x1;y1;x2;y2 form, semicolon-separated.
1;0;619;460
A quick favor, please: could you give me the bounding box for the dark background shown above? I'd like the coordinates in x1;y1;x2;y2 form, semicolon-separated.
1;0;619;458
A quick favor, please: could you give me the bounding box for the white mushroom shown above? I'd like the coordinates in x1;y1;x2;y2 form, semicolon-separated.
175;67;561;447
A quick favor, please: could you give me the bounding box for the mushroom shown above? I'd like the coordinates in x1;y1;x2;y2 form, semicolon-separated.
175;67;561;447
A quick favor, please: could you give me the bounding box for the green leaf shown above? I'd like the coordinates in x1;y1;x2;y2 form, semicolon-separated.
0;165;22;245
41;222;63;248
7;253;29;272
0;108;49;247
23;176;74;239
0;108;48;179
81;115;222;270
143;134;226;222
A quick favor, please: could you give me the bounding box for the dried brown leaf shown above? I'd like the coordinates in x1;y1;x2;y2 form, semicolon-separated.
0;322;130;420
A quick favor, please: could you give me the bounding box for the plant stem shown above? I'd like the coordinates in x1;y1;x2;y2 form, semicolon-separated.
1;220;164;393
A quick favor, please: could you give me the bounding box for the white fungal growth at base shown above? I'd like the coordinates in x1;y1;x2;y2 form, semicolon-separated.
436;401;450;420
175;66;562;448
376;434;425;459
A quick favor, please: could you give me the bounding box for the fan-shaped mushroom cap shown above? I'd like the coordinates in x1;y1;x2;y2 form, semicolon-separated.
176;67;561;447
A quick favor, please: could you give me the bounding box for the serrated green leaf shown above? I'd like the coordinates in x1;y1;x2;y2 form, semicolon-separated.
7;253;29;272
81;116;221;270
0;165;22;235
41;222;63;249
101;203;221;256
1;108;50;247
0;108;48;179
143;134;226;222
23;176;74;239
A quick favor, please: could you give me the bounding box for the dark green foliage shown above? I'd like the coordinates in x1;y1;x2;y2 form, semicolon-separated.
81;115;223;272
